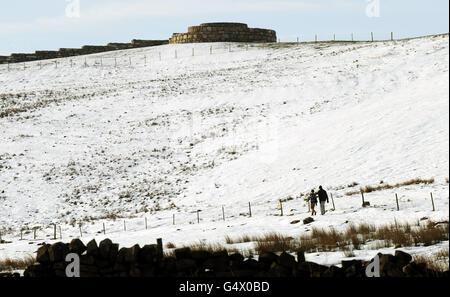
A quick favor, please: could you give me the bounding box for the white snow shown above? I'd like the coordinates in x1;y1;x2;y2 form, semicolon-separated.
0;35;448;266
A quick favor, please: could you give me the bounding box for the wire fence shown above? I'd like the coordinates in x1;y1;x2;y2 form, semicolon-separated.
0;31;407;72
0;190;439;244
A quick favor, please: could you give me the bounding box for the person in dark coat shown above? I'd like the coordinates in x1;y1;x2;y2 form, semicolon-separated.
318;185;329;215
307;189;318;216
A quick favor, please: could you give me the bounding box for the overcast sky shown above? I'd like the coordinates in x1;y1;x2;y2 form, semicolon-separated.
0;0;448;55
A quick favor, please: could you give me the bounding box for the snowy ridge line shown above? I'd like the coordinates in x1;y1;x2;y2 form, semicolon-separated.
1;42;265;72
2;32;447;72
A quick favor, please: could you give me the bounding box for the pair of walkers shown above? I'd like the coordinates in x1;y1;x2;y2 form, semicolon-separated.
306;186;329;216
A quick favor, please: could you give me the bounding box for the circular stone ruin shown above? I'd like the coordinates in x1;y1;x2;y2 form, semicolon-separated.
169;23;277;44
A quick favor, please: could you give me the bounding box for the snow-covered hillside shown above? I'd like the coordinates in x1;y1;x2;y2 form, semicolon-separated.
0;35;448;264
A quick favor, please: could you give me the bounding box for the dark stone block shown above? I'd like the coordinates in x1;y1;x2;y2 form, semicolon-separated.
322;265;344;277
86;239;99;257
303;217;314;224
109;243;119;263
69;238;86;255
125;244;140;263
139;244;157;264
191;250;212;262
48;242;69;263
258;251;279;270
24;263;53;277
117;247;128;264
36;244;50;264
175;247;192;260
394;250;412;267
80;254;95;266
297;250;306;264
176;259;197;272
278;252;296;269
99;238;113;259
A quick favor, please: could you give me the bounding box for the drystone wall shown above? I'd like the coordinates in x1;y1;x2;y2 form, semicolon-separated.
169;23;276;44
11;238;448;278
1;40;168;64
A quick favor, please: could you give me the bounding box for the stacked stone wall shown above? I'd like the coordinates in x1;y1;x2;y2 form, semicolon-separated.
169;23;276;44
1;40;169;64
11;238;449;278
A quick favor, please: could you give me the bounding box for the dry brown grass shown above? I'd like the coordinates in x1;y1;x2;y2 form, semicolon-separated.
345;178;435;196
375;223;413;247
413;249;449;272
225;234;253;244
253;233;294;253
0;255;35;272
411;223;449;246
165;242;176;249
179;241;241;255
232;220;449;254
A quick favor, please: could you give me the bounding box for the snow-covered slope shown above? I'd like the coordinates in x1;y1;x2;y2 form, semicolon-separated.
0;35;448;262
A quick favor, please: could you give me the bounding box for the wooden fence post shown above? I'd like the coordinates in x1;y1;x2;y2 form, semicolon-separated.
248;202;252;217
430;193;435;211
361;191;365;205
279;200;283;216
192;48;194;56
222;206;225;221
144;55;146;65
210;46;212;55
351;33;354;42
84;58;87;67
315;34;318;43
129;57;131;66
59;226;62;239
33;228;37;240
395;193;400;211
79;225;82;238
7;62;10;71
371;32;374;42
103;222;106;235
297;37;299;44
20;229;23;240
331;193;336;211
391;32;393;41
145;218;147;230
156;238;163;258
53;224;57;240
123;220;126;231
197;210;200;224
173;214;175;225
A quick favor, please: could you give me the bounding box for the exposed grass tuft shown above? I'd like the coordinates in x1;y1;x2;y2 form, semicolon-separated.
345;178;435;196
0;255;35;272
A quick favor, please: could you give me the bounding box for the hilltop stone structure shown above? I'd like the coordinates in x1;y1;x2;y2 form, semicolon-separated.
169;23;276;44
0;23;277;65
